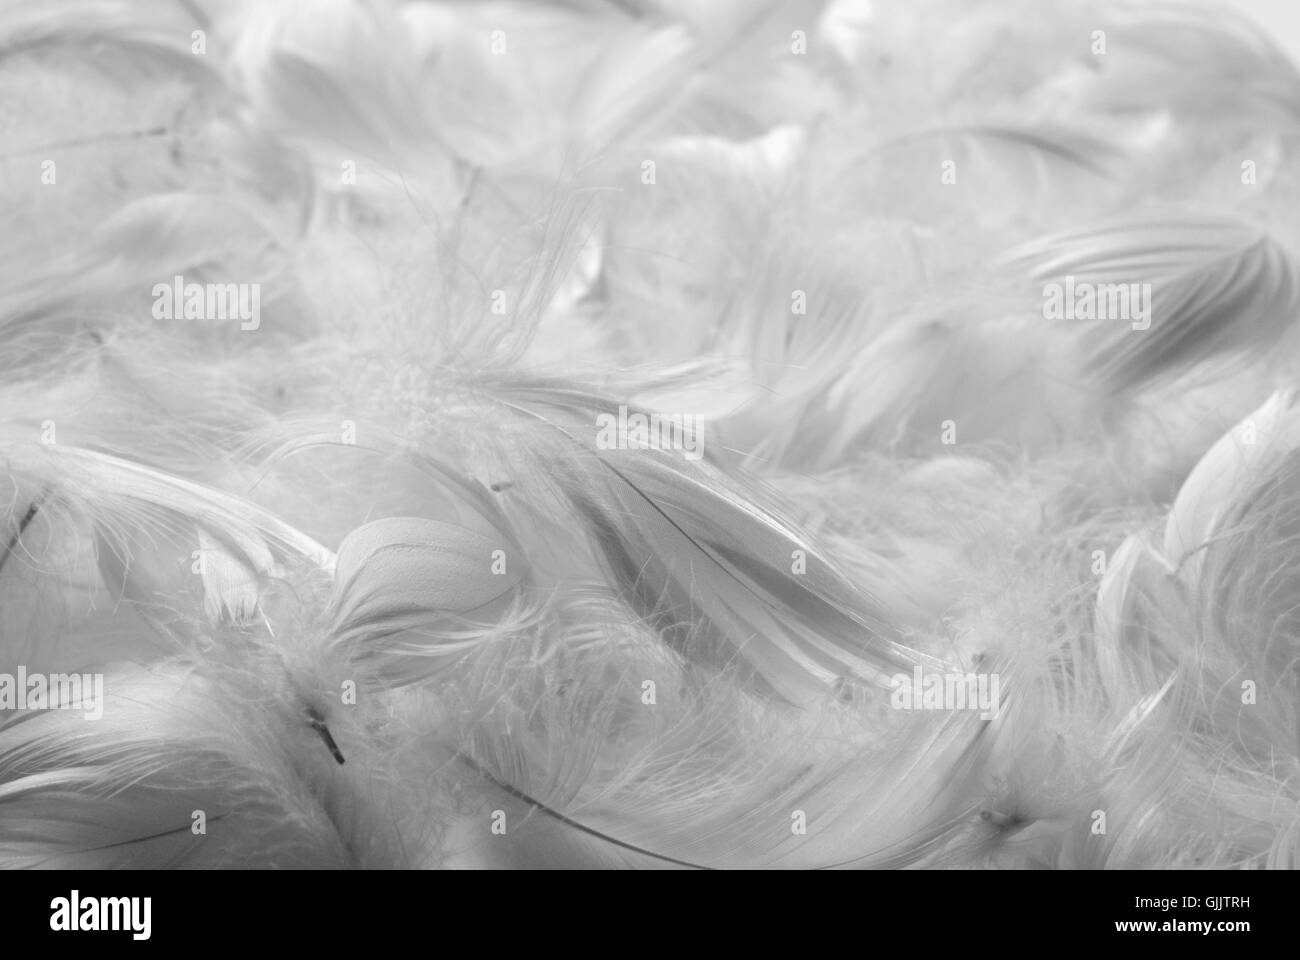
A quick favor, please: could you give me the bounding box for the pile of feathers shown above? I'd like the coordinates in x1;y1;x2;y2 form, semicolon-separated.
2;0;1300;869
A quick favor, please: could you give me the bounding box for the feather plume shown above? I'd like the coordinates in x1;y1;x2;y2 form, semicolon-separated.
460;377;944;705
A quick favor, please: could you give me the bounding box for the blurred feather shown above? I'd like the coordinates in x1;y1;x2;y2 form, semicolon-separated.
1164;388;1300;582
1009;214;1300;395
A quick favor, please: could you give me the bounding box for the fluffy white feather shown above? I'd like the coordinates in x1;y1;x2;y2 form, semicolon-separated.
2;0;1300;871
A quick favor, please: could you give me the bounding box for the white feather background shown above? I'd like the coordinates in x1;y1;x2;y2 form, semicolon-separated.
1;0;1299;870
